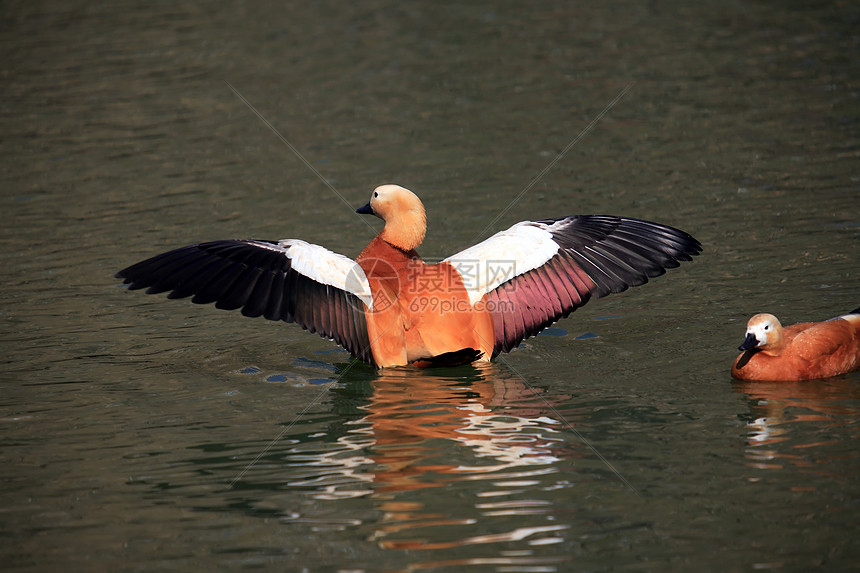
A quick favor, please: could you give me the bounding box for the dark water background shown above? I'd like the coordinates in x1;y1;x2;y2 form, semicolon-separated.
2;1;858;571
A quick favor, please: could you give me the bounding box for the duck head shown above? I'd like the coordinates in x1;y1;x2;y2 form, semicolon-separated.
739;313;785;354
357;184;427;251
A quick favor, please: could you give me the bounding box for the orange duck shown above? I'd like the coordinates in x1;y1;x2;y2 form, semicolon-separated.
116;184;701;368
732;309;860;381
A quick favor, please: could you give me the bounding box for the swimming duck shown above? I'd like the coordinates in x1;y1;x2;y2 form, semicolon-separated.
116;184;701;368
732;309;860;381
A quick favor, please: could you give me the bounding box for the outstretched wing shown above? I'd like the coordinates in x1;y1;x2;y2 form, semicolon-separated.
116;239;376;364
445;215;702;357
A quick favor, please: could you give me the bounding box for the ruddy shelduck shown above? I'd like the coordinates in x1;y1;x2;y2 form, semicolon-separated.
117;185;701;368
732;309;860;381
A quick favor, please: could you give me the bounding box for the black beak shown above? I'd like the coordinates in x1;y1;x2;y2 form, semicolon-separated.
738;333;759;352
356;202;373;215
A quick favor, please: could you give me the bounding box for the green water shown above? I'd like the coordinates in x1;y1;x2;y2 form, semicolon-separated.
2;1;858;571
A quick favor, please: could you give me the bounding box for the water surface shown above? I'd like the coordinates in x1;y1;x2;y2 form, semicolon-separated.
2;1;858;571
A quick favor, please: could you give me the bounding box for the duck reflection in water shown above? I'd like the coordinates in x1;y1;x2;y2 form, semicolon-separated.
286;363;578;557
367;366;571;489
734;378;860;472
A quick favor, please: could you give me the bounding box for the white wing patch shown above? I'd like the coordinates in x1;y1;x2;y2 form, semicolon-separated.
273;239;373;308
443;222;559;306
833;311;860;327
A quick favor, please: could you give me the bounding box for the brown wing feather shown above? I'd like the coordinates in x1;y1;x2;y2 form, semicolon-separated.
788;321;852;363
488;215;701;357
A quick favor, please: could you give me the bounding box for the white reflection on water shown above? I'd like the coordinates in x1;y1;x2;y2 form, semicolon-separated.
284;421;376;500
453;409;563;472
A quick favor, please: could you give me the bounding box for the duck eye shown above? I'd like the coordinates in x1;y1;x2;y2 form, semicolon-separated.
764;325;769;331
373;191;378;198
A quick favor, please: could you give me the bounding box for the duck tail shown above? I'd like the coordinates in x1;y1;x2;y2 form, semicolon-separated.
411;348;483;368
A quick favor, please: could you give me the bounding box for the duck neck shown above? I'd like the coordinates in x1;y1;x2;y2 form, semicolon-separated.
380;207;426;252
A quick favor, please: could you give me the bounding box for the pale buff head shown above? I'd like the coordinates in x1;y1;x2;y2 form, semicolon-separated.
360;185;427;251
739;313;785;354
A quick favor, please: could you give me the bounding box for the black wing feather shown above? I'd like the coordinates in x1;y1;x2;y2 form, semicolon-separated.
116;239;374;365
